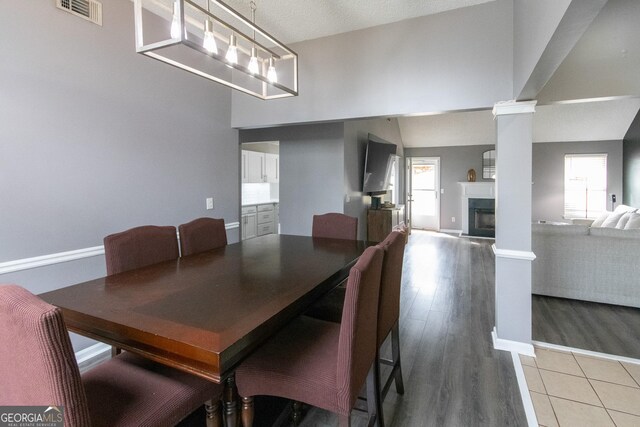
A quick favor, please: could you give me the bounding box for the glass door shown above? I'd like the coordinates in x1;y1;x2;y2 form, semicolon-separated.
407;157;440;230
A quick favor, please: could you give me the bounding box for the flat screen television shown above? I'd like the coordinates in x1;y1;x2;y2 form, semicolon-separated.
362;134;397;195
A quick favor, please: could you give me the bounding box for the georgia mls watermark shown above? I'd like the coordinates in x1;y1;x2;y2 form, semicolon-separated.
0;406;64;427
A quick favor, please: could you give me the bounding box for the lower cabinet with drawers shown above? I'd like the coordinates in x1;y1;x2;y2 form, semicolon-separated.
242;202;278;240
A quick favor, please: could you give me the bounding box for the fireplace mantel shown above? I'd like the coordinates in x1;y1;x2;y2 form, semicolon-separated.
458;182;495;234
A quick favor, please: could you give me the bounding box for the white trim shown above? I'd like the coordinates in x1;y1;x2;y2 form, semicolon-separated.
511;351;539;427
492;327;535;356
75;342;111;366
533;341;640;366
492;100;537;117
0;222;241;275
492;244;536;261
440;229;462;236
0;246;105;275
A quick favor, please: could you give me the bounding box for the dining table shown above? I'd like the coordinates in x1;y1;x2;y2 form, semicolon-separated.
40;233;369;426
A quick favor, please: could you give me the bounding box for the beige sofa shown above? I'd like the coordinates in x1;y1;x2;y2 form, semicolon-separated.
532;206;640;308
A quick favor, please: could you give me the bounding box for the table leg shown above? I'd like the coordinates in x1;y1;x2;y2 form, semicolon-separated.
240;396;254;427
205;399;222;427
224;375;239;427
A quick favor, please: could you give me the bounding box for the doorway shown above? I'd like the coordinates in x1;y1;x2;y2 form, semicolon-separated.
407;157;440;230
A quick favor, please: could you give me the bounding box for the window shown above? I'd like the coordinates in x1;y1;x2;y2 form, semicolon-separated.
564;154;607;219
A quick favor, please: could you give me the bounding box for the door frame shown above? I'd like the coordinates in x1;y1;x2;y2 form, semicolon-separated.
406;157;441;231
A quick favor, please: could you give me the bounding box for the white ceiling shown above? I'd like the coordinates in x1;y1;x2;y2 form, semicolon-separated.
222;0;496;43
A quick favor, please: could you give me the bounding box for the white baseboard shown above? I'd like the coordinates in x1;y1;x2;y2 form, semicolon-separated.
492;327;535;356
511;351;538;427
440;229;462;236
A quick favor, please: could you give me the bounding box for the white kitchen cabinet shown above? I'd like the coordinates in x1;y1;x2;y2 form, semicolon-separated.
265;153;279;183
242;150;266;183
241;206;257;240
242;150;279;183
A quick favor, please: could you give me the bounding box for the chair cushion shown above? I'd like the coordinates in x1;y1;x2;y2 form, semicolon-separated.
83;351;221;427
236;316;345;415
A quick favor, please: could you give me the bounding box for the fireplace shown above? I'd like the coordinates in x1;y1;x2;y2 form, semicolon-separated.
468;198;495;237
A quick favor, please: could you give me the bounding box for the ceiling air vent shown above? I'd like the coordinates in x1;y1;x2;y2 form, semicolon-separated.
56;0;102;26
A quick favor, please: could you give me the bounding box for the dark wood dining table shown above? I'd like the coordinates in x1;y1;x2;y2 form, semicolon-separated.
40;234;368;425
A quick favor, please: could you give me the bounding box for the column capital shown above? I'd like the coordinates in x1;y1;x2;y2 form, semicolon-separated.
492;100;537;117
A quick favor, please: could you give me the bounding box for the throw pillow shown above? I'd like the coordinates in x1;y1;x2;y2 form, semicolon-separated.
613;204;637;215
616;211;634;229
601;211;627;228
590;211;611;228
625;212;640;230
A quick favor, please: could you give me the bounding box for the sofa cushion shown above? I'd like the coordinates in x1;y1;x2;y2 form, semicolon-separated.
532;223;589;236
589;227;640;239
601;211;627;228
613;204;637;215
616;212;634;229
590;211;611;227
625;213;640;230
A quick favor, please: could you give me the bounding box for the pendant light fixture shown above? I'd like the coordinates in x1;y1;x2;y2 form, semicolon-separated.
170;0;181;38
225;33;238;64
134;0;298;100
267;57;277;83
246;2;259;75
202;1;217;54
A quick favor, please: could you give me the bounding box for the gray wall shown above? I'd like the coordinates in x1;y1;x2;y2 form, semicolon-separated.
532;141;624;221
344;118;405;239
231;0;514;128
0;0;239;350
513;0;571;98
404;145;495;231
240;124;345;236
623;110;640;207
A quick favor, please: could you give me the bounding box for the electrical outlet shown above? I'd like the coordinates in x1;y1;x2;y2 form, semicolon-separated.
451;217;456;223
206;197;214;210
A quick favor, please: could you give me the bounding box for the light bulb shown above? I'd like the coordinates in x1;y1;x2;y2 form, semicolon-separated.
226;34;238;64
203;20;217;54
248;47;259;74
170;1;181;39
267;57;277;83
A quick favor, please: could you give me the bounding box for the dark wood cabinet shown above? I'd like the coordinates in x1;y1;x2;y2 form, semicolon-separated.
367;206;405;242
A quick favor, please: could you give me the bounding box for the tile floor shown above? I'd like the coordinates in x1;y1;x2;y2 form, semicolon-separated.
521;346;640;427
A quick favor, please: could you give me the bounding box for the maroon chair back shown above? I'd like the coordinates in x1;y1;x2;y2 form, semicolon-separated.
178;217;227;256
312;213;358;240
103;225;179;275
376;230;407;346
336;245;384;411
0;284;91;426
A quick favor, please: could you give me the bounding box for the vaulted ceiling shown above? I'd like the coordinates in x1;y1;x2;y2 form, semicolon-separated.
222;0;496;43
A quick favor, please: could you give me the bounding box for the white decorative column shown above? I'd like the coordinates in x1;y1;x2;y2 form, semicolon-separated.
491;100;537;356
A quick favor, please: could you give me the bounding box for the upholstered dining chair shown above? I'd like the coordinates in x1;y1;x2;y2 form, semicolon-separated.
178;217;227;256
305;229;408;427
235;245;385;427
0;284;222;427
103;225;179;275
312;212;358;240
